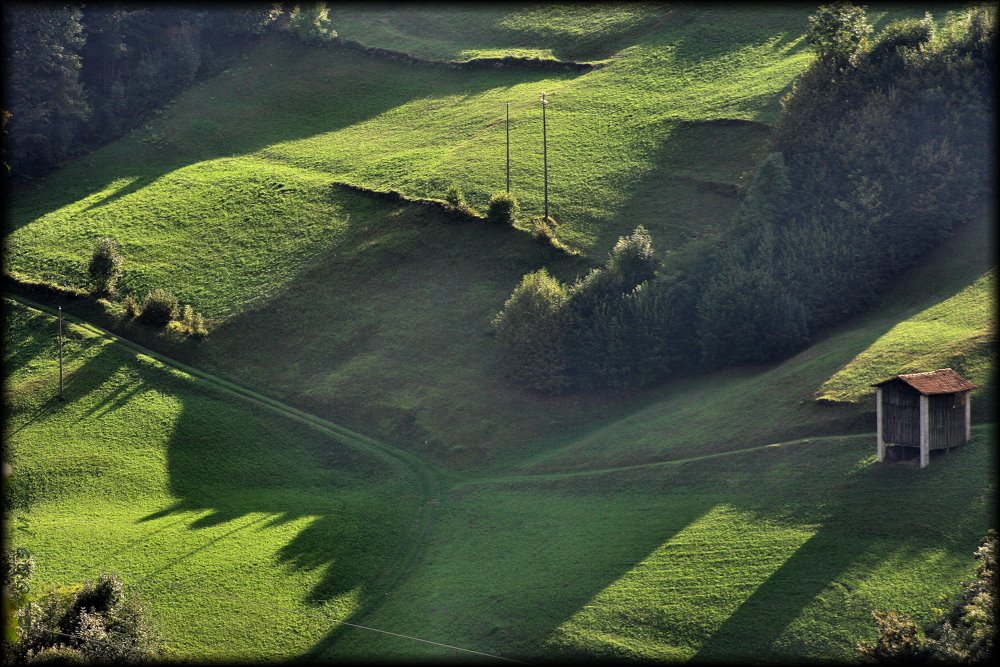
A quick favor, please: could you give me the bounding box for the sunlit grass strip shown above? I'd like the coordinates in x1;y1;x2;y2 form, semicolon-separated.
547;504;816;660
818;269;996;403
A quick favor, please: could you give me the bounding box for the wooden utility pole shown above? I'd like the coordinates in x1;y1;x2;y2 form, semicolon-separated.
505;101;511;193
58;306;64;401
541;92;549;220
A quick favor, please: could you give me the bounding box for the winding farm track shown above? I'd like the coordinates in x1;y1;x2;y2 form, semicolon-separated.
9;293;863;656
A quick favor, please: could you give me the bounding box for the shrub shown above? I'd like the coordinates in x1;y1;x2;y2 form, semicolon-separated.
864;15;934;68
138;289;178;327
288;2;337;43
87;238;124;295
445;184;466;209
13;573;161;663
72;572;125;615
487;191;519;226
2;546;35;601
859;610;929;661
192;313;208;339
26;645;86;663
492;269;569;392
181;304;195;331
176;304;209;339
3;546;35;646
807;2;873;65
122;294;140;319
606;225;659;289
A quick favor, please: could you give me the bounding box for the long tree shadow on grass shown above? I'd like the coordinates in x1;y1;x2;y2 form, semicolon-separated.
131;363;426;610
305;485;717;661
3;302;427;631
692;437;992;661
307;431;992;661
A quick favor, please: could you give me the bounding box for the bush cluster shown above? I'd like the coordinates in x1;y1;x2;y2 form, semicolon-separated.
494;226;670;391
137;288;178;327
122;294;141;319
179;303;208;339
123;291;207;338
3;551;161;663
83;238;208;338
444;184;466;209
858;530;996;662
287;2;337;44
87;238;124;295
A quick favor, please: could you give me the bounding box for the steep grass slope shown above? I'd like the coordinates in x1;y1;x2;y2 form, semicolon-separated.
3;299;423;659
818;269;995;403
6;5;817;297
5;6;991;473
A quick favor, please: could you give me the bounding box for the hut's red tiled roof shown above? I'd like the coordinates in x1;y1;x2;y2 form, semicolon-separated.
872;368;977;395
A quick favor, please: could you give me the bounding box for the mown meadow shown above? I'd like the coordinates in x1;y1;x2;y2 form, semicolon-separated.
4;2;995;662
4;299;427;659
6;292;993;660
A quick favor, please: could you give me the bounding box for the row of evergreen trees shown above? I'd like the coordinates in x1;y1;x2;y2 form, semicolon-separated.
494;226;696;392
494;3;995;392
3;3;337;180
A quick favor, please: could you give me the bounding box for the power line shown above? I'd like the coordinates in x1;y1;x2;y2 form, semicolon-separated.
326;620;529;664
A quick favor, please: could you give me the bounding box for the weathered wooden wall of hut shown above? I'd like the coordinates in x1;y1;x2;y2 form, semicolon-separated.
930;391;967;449
882;380;921;446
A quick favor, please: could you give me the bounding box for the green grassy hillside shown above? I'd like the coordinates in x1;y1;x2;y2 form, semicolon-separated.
4;6;995;661
328;3;666;62
321;428;994;661
6;294;994;662
5;5;992;471
3;299;425;659
6;5;818;295
3;5;825;468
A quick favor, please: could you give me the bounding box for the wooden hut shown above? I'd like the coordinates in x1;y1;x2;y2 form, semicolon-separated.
872;368;976;468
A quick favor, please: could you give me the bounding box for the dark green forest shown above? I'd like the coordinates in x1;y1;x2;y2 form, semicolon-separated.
2;4;340;179
495;3;996;392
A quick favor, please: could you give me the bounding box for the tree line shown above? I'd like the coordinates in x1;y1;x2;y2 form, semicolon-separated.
3;3;338;180
494;3;995;393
